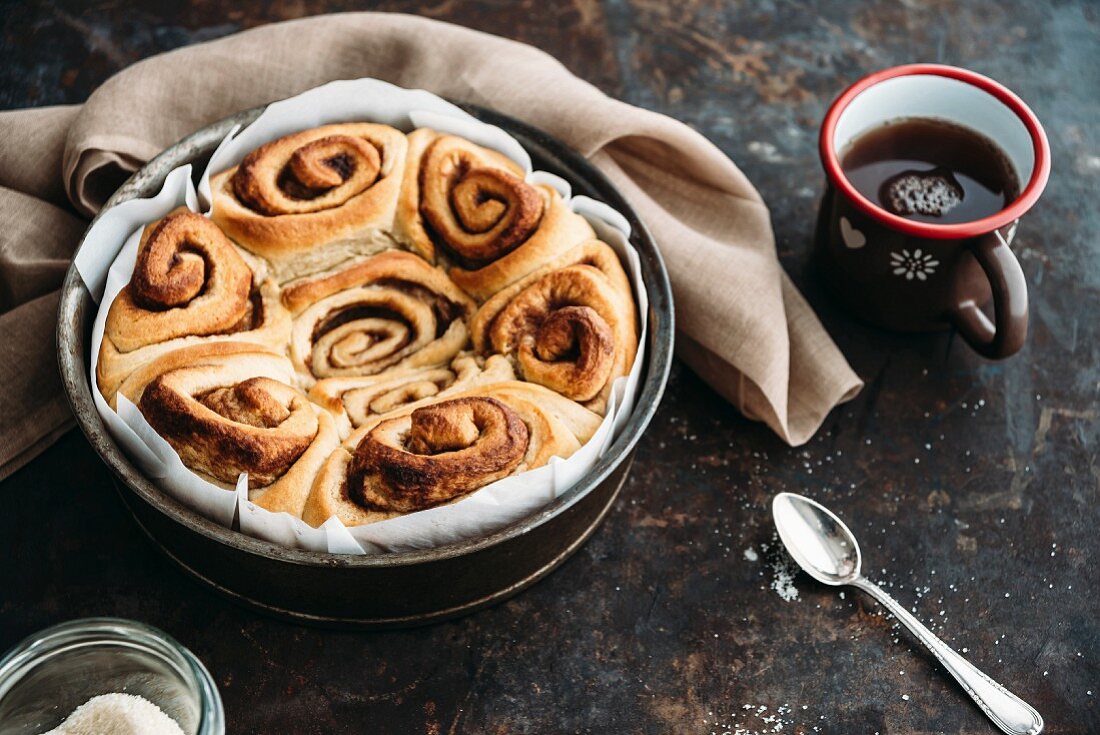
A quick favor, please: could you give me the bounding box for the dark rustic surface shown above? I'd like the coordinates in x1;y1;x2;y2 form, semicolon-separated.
1;1;1097;733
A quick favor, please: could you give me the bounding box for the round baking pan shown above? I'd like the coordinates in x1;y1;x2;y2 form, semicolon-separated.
56;103;674;629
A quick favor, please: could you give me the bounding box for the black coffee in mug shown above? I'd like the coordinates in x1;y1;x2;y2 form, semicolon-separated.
840;117;1020;225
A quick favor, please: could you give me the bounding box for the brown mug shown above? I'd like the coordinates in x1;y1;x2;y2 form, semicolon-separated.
815;64;1050;359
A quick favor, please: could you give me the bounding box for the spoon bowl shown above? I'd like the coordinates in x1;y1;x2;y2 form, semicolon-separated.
771;492;861;586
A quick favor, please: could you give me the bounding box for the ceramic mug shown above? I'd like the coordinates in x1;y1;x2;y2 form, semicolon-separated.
815;64;1050;359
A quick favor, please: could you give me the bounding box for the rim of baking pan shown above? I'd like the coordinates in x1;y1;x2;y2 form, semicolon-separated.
56;102;674;569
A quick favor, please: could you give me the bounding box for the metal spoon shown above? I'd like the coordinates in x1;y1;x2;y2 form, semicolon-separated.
771;492;1043;735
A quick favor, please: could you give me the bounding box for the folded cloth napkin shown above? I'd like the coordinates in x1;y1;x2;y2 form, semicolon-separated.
0;12;862;481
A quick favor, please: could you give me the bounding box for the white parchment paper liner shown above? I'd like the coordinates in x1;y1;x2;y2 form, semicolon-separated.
76;78;648;555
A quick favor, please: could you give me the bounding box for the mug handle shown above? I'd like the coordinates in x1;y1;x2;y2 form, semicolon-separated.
950;228;1028;359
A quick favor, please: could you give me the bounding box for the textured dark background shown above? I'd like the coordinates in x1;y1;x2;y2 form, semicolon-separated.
1;1;1098;733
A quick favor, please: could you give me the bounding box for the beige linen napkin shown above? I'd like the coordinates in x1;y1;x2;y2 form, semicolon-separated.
0;12;861;481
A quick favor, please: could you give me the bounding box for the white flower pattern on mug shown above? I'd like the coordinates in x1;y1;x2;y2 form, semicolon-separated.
890;248;939;281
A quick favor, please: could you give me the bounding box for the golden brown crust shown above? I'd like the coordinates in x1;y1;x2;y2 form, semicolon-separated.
96;212;292;404
470;240;638;414
143;375;315;486
106;210;252;352
234;135;382;216
282;250;476;386
418;140;543;265
393;129;528;262
447;185;596;301
348;396;529;513
133;345;338;516
210;123;407;282
114;341;278;410
302;380;601;527
100;125;642;531
393;129;595;299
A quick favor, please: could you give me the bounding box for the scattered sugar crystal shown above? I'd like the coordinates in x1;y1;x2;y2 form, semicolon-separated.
770;556;800;602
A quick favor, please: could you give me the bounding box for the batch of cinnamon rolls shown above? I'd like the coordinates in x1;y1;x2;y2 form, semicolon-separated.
96;123;639;529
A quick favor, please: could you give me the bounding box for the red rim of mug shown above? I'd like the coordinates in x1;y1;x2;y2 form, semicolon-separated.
819;64;1051;240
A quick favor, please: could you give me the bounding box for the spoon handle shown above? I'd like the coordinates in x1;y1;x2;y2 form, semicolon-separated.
852;577;1043;735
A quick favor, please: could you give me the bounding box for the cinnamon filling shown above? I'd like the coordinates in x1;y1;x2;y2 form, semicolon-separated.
219;285;265;335
104;210;255;353
141;374;316;487
373;279;465;337
131;213;232;311
199;378;292;429
518;306;615;402
345;397;529;513
232;134;384;215
417;136;544;268
311;305;411;344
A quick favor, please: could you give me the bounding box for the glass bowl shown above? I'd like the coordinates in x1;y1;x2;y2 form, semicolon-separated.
0;618;223;734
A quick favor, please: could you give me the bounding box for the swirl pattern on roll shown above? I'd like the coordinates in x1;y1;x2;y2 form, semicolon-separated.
97;210;291;404
350;396;530;513
99;124;643;532
282;250;476;386
395;129;595;300
309;353;515;437
210;123;408;282
303;381;603;527
470;240;637;413
132;344;339;516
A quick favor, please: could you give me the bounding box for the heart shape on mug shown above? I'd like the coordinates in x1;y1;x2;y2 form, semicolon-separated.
840;216;866;249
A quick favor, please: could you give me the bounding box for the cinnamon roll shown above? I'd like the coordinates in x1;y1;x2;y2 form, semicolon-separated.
302;381;602;527
309;353;515;437
96;210;291;403
133;343;339;516
470;240;637;414
394;129;595;300
281;250;476;387
96;124;645;539
210;123;407;282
